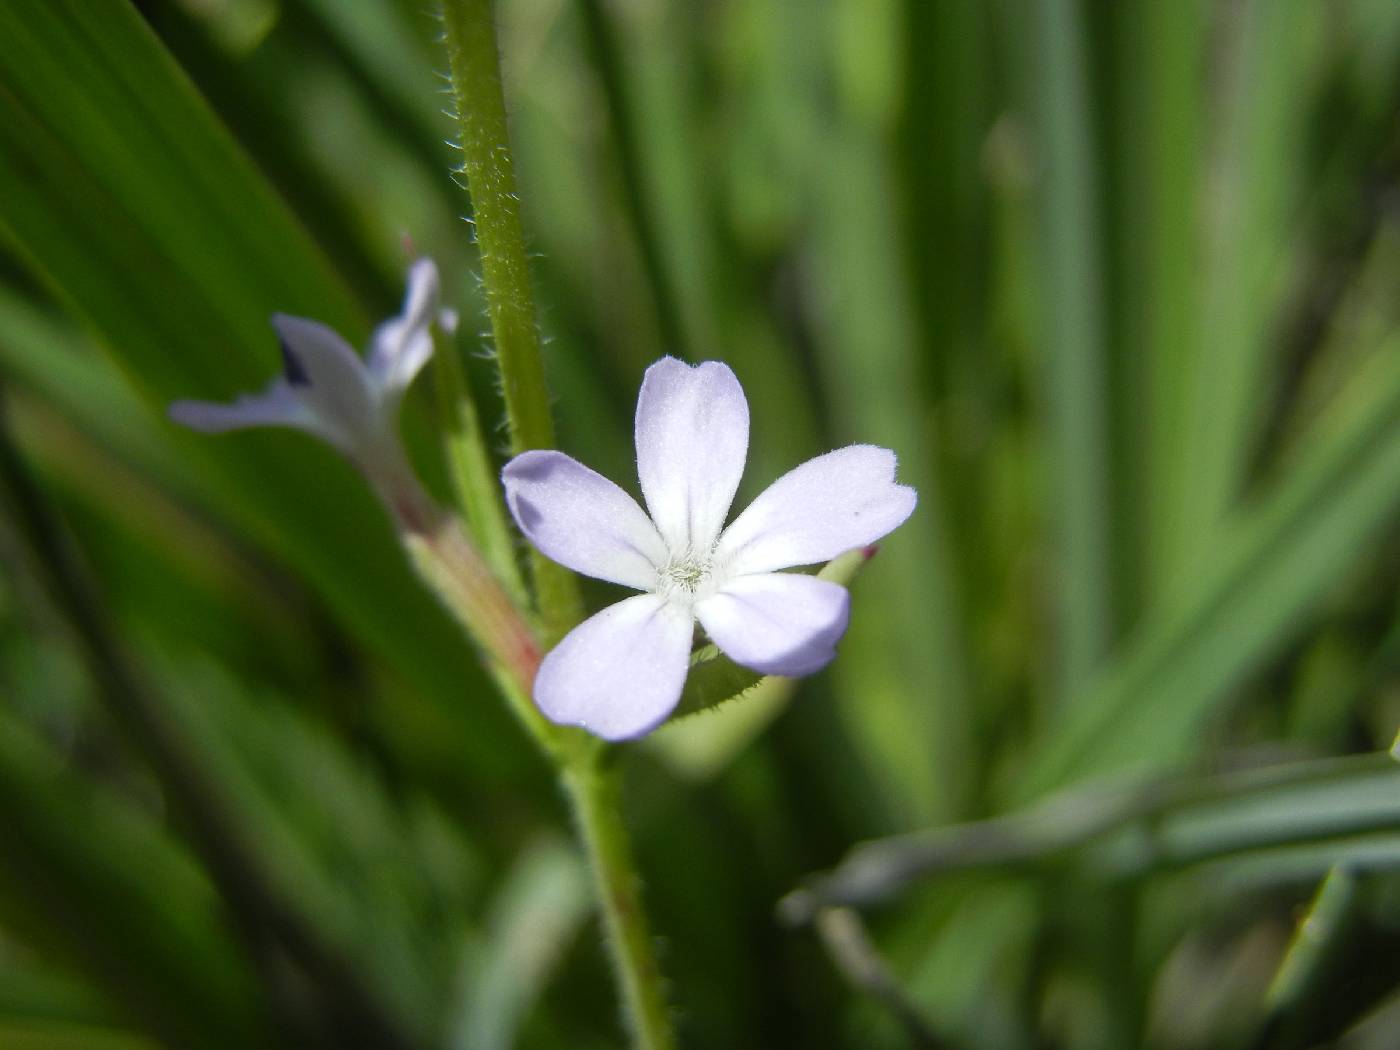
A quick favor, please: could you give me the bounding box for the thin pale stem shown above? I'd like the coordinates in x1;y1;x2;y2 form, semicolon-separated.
438;0;582;640
430;324;530;610
781;752;1397;920
562;759;677;1050
813;907;950;1049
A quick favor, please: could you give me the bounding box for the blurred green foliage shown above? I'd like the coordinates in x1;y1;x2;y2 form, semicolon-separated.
0;0;1398;1047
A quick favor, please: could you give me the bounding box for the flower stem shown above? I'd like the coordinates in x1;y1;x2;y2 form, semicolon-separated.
434;7;672;1042
429;324;529;610
438;0;581;640
385;438;672;1049
561;759;677;1050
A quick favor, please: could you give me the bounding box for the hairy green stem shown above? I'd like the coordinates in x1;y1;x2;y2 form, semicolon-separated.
439;0;581;640
562;760;677;1050
435;7;672;1044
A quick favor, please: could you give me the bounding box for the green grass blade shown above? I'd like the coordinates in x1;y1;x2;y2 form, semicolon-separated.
793;753;1400;911
1171;0;1316;577
1019;338;1400;799
808;146;975;823
449;836;590;1050
1028;0;1115;701
1114;0;1206;612
572;0;688;358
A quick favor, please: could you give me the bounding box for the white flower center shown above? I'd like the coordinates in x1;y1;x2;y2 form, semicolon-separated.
656;550;720;605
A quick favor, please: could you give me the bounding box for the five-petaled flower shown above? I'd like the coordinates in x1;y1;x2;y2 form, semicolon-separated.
502;358;917;741
170;258;454;493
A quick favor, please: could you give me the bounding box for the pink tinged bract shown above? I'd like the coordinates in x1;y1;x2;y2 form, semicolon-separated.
501;356;918;741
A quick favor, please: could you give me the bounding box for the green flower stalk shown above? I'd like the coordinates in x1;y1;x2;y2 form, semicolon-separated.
434;4;676;1045
438;0;583;644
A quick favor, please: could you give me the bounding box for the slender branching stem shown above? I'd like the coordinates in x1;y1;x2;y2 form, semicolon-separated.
430;324;530;610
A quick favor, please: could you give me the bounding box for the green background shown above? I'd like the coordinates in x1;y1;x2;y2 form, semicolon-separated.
0;0;1398;1046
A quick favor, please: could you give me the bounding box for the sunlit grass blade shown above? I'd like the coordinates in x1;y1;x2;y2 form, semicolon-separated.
808;198;974;826
1171;0;1317;579
449;835;591;1050
572;0;688;358
1246;865;1400;1050
1113;0;1205;614
1019;332;1400;797
0;288;191;489
1027;0;1114;701
796;0;977;827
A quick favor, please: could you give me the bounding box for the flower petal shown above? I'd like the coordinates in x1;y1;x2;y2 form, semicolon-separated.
534;593;695;740
634;357;749;554
369;257;441;394
695;572;850;677
715;445;916;575
169;380;329;441
272;314;378;446
502;450;668;589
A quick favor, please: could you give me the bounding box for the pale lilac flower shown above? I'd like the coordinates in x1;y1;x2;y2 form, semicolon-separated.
170;258;456;484
502;357;917;741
